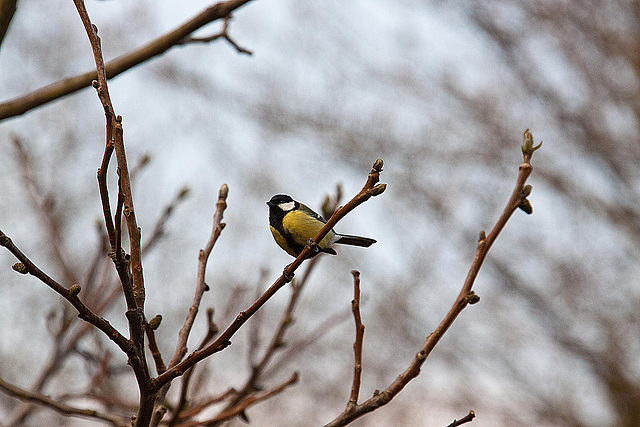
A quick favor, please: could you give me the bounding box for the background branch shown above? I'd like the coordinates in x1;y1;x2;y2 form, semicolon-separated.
0;0;254;121
0;376;128;426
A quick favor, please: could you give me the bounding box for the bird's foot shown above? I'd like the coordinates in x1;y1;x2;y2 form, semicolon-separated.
306;239;320;254
282;264;295;282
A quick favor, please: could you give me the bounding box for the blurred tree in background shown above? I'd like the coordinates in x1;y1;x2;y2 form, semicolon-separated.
0;0;638;426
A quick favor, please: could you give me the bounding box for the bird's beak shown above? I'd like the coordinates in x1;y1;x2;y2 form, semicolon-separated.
266;201;273;206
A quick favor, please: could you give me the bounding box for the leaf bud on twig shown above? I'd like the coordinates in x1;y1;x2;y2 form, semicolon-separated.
522;128;543;156
69;284;82;296
466;291;480;305
518;198;533;214
148;315;163;330
218;183;229;199
370;183;387;196
12;263;28;274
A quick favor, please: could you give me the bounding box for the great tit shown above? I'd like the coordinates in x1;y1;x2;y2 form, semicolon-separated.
267;194;376;257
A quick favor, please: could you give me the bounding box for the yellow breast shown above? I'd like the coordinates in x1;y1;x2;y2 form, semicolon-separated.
281;210;337;250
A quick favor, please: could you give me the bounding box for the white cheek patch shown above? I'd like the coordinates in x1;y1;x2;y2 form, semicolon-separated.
279;201;296;211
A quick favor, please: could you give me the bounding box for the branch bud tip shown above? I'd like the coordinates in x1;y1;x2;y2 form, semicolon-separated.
522;129;543;156
219;183;229;199
69;284;81;295
148;315;163;330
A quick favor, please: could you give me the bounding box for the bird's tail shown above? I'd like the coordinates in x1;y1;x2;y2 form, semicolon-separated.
335;234;377;247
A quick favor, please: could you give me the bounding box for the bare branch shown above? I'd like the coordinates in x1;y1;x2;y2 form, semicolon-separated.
153;158;386;390
348;270;364;408
0;230;130;352
446;410;476;427
325;131;541;426
11;135;78;285
71;0;154;423
142;185;190;254
0;0;254;121
180;15;253;55
169;183;229;369
0;376;128;426
168;309;219;426
192;373;299;426
151;184;229;425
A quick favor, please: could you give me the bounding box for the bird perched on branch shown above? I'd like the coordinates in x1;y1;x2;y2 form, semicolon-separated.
267;194;376;257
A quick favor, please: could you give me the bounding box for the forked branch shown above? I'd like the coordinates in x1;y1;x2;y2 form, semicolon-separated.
325;130;541;426
152;159;386;390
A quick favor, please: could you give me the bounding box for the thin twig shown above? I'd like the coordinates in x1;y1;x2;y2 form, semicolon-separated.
168;309;219;426
446;410;476;427
146;321;167;375
11;136;78;286
0;376;128;426
151;184;229;426
0;230;130;352
185;373;299;426
324;130;541;426
208;257;321;425
169;183;229;369
153;159;386;390
180;16;253;55
347;270;364;410
72;1;153;423
142;186;190;254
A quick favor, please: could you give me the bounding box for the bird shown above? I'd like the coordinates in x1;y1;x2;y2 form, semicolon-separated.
267;194;376;257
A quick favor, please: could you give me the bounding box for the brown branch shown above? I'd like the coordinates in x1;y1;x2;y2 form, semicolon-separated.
168;309;219;426
0;0;254;121
172;389;235;421
324;130;541;427
146;319;167;375
150;184;229;425
11;135;79;286
0;0;17;48
169;183;229;370
153;158;386;390
181;15;253;55
447;410;476;427
142;186;190;254
72;1;153;423
185;373;299;427
0;230;130;352
208;256;322;425
348;270;364;408
0;376;128;426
